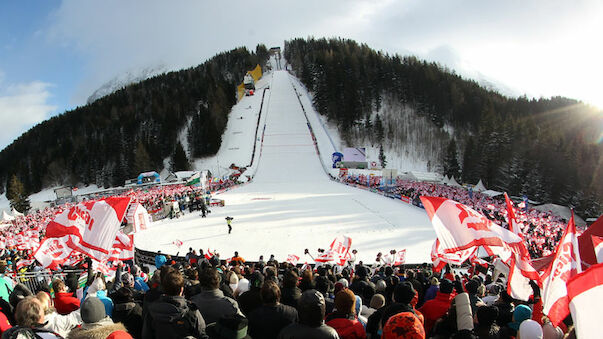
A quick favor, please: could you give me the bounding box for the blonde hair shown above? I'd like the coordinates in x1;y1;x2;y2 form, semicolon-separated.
35;291;54;315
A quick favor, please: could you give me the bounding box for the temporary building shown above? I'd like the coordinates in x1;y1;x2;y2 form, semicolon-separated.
474;179;487;192
448;176;461;187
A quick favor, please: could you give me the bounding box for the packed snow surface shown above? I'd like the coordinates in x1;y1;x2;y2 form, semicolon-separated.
136;70;436;264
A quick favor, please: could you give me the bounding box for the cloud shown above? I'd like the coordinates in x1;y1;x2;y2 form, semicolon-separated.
0;74;57;150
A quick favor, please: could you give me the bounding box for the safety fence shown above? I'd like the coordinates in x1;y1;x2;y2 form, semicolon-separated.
10;269;86;293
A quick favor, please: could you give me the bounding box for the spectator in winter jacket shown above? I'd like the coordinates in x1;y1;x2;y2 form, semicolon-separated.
473;305;500;339
142;266;207;339
37;291;82;338
238;271;264;316
465;279;484;314
280;270;301;308
192;267;242;325
67;296;132;339
2;296;62;339
418;278;454;336
277;289;339;339
111;287;143;339
52;279;81;315
325;289;366;339
154;251;167;269
350;266;375;307
423;277;439;302
381;282;423;329
248;280;298;339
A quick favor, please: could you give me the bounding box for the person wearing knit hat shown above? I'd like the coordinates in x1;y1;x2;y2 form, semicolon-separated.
382;311;425;339
67;296;131;339
381;282;423;329
325;289;366;339
498;304;532;338
519;319;543;339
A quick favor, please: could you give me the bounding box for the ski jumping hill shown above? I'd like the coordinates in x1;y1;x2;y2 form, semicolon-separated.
136;69;436;264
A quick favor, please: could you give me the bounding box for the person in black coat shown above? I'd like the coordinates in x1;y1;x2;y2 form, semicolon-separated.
280;270;301;308
112;287;143;339
248;280;298;339
237;271;264;316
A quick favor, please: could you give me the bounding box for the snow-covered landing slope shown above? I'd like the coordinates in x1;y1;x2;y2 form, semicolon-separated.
136;70;436;264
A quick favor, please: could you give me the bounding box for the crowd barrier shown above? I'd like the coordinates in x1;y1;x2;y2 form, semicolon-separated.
12;269;86;293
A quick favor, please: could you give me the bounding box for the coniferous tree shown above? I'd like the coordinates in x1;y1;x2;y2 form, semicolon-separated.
7;174;30;214
443;139;461;180
133;140;152;176
170;142;191;172
379;144;387;168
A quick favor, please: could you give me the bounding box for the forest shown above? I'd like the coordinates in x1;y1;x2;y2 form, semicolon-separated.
284;38;602;218
0;45;269;192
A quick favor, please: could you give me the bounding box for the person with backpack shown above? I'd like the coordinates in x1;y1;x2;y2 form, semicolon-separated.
142;266;208;339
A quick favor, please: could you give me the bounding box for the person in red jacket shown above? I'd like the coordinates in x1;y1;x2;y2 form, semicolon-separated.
52;279;80;315
325;288;366;339
418;278;454;336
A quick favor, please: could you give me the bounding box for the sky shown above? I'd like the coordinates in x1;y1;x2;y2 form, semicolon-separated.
1;0;602;151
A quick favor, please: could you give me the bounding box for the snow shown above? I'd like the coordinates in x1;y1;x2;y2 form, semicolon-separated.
136;69;437;264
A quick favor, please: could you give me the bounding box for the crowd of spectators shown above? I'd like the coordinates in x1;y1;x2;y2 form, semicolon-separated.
0;252;571;338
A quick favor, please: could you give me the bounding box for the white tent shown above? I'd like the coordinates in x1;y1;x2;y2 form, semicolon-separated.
11;208;23;217
403;171;443;183
481;190;503;197
474;179;487;192
441;175;450;185
534;203;587;227
1;210;14;222
448;176;461;187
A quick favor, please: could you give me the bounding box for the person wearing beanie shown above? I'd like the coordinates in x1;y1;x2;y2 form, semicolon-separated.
519;319;543;339
499;304;533;339
111;287;143;339
382;282;423;329
350;266;376;307
473;305;500;339
280;270;301;308
67;296;131;339
325;289;366;339
418;278;454;336
277;290;339;339
465;279;483;314
382;311;426;339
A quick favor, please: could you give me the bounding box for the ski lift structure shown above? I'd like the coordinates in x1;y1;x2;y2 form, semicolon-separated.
243;73;255;96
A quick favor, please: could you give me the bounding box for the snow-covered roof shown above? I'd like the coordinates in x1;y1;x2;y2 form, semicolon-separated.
404;171;443;183
474;179;487;192
481;190;503;197
534;203;586;227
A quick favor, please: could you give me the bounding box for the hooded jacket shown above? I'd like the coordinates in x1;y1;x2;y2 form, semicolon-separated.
112;301;143;339
191;288;241;325
54;292;81;315
142;295;207;339
67;318;130;339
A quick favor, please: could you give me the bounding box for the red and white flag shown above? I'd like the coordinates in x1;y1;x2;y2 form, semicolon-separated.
33;235;76;270
567;263;603;339
592;235;603;264
172;239;183;248
205;249;215;260
286;254;300;266
420;196;523;253
542;212;581;326
393;249;407;266
126;203;150;233
44;197;131;261
316;235;352;265
108;232;134;261
16;258;35;270
504;193;521;235
431;238;477;272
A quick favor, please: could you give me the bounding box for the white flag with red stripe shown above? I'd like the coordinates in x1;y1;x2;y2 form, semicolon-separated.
315;235;352;265
567;263;603;339
33;235;76;270
44;197;131;261
504;192;521;235
16;258;35;270
431;238;477;271
172;239;183;248
108;231;134;261
393;249;407;266
286;254;300;266
126;202;150;233
542;212;581;326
